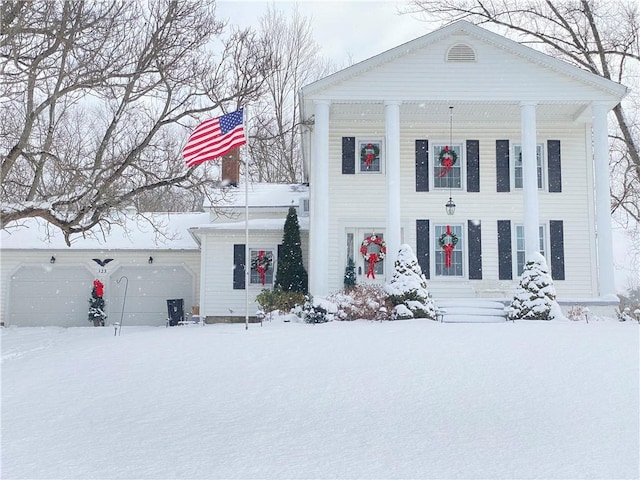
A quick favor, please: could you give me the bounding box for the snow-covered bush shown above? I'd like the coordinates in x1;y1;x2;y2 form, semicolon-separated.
255;287;305;314
615;307;636;322
509;252;559;321
327;284;389;320
297;295;337;324
384;244;436;320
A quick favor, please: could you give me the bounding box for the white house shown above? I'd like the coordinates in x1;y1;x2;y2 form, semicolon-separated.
1;20;629;326
298;19;627;307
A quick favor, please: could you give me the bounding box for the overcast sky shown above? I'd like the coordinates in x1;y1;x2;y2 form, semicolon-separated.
216;1;432;66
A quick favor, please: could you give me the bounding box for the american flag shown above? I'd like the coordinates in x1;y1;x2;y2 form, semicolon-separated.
183;109;246;168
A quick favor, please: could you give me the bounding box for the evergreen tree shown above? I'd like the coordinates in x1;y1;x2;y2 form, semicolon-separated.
275;205;308;293
88;280;107;326
509;252;557;320
343;257;356;289
385;244;436;320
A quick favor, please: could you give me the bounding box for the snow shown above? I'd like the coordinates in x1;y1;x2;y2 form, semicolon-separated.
0;213;208;250
2;320;638;479
203;183;308;208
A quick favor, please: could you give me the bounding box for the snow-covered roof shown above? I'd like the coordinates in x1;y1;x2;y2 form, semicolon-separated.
190;216;309;234
205;183;309;209
1;213;209;250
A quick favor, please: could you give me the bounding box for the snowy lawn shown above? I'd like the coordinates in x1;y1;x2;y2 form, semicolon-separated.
2;319;638;480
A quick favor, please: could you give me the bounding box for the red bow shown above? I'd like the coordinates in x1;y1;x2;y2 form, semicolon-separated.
93;279;104;297
366;253;378;279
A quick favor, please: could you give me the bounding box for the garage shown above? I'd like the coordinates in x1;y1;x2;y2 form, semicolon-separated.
8;265;94;327
108;265;195;326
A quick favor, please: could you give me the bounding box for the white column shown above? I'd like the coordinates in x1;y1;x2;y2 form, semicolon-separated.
384;101;402;274
592;102;616;298
521;102;539;258
310;100;330;297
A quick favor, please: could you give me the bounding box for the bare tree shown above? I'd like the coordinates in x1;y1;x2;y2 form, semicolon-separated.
247;4;334;184
401;0;640;224
0;0;272;244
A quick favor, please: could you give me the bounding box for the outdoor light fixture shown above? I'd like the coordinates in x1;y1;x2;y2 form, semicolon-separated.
50;256;56;264
445;197;456;216
148;256;153;264
445;106;456;216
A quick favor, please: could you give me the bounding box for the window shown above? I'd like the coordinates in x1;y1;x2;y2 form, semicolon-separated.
433;144;462;189
299;197;309;217
435;224;463;277
515;225;546;276
514;144;544;189
358;140;383;173
250;249;274;285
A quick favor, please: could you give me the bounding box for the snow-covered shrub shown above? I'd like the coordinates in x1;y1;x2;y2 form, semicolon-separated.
385;244;436;320
327;284;390;320
298;295;337;324
567;305;588;321
509;252;559;321
615;307;636;322
255;287;305;314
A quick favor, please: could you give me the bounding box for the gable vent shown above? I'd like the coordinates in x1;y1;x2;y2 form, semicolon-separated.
447;43;476;62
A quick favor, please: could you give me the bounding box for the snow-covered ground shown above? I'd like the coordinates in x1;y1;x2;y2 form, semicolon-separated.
2;319;638;479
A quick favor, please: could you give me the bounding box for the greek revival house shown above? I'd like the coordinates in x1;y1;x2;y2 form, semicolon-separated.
299;20;627;304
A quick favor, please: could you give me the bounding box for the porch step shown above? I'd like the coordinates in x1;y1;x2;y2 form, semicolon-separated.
435;299;508;323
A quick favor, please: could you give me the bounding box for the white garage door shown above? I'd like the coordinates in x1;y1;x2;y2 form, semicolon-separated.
109;266;194;326
9;266;94;327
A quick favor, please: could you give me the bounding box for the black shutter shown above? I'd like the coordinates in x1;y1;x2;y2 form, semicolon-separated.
547;140;562;193
497;220;512;280
549;220;565;280
233;244;245;290
467;220;482;279
466;140;480;192
415;140;429;192
342;137;355;174
496;140;510;192
416;220;430;279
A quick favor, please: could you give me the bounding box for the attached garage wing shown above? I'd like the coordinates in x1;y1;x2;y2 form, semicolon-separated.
9;266;94;327
109;266;194;326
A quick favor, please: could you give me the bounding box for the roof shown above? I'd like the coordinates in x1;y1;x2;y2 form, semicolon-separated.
1;213;209;250
205;183;309;209
301;20;628;101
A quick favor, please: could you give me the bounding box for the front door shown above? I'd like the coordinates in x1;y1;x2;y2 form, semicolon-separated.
346;229;386;285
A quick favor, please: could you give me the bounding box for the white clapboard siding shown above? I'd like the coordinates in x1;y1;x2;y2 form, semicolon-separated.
323;120;599;299
201;230;309;319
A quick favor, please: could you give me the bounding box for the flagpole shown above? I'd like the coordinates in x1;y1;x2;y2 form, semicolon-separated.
244;107;250;330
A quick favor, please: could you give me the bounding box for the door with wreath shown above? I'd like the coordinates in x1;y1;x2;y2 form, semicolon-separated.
346;230;386;285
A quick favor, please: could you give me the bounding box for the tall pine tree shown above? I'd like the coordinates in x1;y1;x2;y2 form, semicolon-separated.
275;205;308;293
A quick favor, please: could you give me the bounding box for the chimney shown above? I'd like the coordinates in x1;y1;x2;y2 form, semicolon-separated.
221;149;240;186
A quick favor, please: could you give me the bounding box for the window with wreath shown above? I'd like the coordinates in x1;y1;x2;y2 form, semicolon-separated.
358;140;382;173
360;232;385;278
435;224;463;277
515;225;546;276
514;144;544;189
433;144;462;189
250;249;274;286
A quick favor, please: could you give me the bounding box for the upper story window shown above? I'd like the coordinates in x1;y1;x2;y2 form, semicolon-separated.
358;140;383;173
433;143;462;189
514;144;544;190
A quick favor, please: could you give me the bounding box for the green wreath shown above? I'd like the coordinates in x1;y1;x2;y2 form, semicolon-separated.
251;251;272;271
360;143;380;167
438;230;459;248
438;146;458;167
